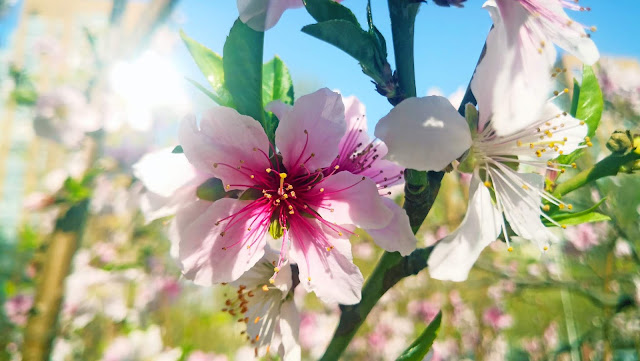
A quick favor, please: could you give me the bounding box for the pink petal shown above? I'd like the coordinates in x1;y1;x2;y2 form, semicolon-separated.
472;0;556;135
170;198;268;285
275;88;346;175
338;95;370;153
289;220;363;305
178;109;270;191
237;0;303;31
359;143;405;189
315;172;393;230
365;198;416;256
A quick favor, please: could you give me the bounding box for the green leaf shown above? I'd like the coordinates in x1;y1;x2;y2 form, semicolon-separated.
171;145;183;154
262;56;294;143
543;198;610;227
180;30;233;106
262;56;294;107
302;20;378;78
185;78;227;105
556;65;603;165
396;312;442;361
303;0;359;25
223;19;265;125
196;178;226;202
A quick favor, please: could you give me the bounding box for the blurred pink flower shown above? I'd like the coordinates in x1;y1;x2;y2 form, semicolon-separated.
237;0;303;31
407;299;440;324
187;351;228;361
101;325;181;361
614;238;632;258
565;223;600;251
34;86;100;147
4;293;33;326
483;306;513;330
543;322;559;350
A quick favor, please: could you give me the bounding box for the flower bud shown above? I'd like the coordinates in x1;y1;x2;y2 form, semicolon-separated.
606;130;633;154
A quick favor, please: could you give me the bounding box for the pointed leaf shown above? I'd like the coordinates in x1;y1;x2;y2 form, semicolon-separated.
396;312;442;361
180;30;233;106
543;198;610;227
223;19;265;124
262;56;294;143
556;65;603;165
302;20;377;76
303;0;359;25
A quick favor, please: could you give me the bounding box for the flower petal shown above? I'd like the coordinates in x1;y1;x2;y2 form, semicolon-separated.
275;88;346;174
375;96;472;171
314;172;393;230
133;147;198;197
428;175;502;281
490;168;556;249
289;220;363;305
365;197;416;256
237;0;303;31
178;109;270;191
170;198;269;285
278;300;301;361
473;0;556;135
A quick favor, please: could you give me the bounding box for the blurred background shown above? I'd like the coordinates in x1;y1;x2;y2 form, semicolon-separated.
1;0;639;360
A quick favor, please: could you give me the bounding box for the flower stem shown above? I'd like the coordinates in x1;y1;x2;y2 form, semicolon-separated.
319;248;433;361
552;151;640;198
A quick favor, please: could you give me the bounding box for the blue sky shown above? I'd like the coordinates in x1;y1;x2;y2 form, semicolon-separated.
174;0;640;130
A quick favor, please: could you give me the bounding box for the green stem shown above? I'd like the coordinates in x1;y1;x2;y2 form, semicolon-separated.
319;248;432;361
388;0;419;99
552;151;640;198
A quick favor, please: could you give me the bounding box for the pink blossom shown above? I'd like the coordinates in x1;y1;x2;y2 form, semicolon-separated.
565;223;600;251
237;0;303;31
543;322;559;350
483;306;513;330
187;351;228;361
172;88;414;304
33;86;100;147
4;293;33;326
407;299;440;324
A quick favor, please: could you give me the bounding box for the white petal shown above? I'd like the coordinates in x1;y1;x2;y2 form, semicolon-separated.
278;300;301;361
428;175;502;282
133;147;197;198
491;169;556;249
473;0;556;135
375;96;472;171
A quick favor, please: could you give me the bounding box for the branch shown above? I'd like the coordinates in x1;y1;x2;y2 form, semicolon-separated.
552;150;640;198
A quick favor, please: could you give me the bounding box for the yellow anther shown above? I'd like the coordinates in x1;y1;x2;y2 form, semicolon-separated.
307;277;311;282
561;225;567;229
530;143;535;149
269;278;275;284
559;204;565;209
213;163;219;168
334;165;340;170
590;25;597;32
554;90;560;96
543;246;549;251
560;168;566;174
226;185;230;190
266;168;272;173
585;136;591;142
580;121;585;125
567;204;573;210
279;173;288;179
517;140;523;147
262;285;269;292
542;205;550;212
338;232;343;236
319;188;324;192
250;175;255;179
563;88;569;93
547;161;553;167
254;317;261;324
571;163;577;169
522;184;529;190
274;267;280;273
508;247;514;252
586;141;593;147
484;181;492;188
